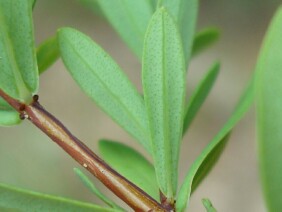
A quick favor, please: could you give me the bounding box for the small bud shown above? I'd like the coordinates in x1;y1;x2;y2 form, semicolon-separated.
19;113;29;120
33;95;39;102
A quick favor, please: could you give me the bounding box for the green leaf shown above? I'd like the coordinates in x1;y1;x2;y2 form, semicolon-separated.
0;0;38;125
191;134;230;193
0;97;17;110
98;140;159;200
0;183;118;212
0;0;38;102
161;0;198;66
74;168;124;211
177;79;254;212
192;28;220;57
37;36;60;74
0;110;20;127
78;0;104;17
0;98;20;126
151;0;158;9
142;8;186;199
0;207;21;212
58;28;150;152
256;6;282;212
202;198;217;212
32;0;37;9
183;62;220;135
95;0;155;59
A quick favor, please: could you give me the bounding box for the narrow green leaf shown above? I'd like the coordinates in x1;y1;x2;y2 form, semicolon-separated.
0;97;10;107
142;8;186;199
74;168;124;211
0;0;37;125
0;98;20;126
202;198;217;212
37;36;60;74
32;0;37;9
95;0;154;59
98;140;159;200
191;134;230;193
161;0;198;66
0;183;118;212
0;0;38;102
192;28;220;57
256;6;282;212
0;110;20;127
58;28;150;152
78;0;104;17
0;207;20;212
151;0;158;9
183;62;220;135
157;0;163;8
177;80;254;212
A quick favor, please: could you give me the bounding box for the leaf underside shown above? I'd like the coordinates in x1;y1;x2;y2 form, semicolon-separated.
161;0;198;67
0;0;41;126
0;0;38;101
58;27;151;152
98;140;159;200
142;8;185;199
176;79;254;212
95;0;155;59
0;183;117;212
74;168;124;210
256;6;282;212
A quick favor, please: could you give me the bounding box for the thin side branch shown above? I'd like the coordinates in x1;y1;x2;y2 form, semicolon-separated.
0;89;166;212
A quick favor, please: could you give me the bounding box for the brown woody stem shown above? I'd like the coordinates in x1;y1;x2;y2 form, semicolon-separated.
0;89;167;212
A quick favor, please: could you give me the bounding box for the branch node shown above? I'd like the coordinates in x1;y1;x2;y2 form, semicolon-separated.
19;104;26;112
33;94;39;102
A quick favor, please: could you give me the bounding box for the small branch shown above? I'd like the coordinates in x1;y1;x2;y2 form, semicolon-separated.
0;89;166;212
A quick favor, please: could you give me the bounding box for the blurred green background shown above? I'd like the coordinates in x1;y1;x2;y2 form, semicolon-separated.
0;0;281;211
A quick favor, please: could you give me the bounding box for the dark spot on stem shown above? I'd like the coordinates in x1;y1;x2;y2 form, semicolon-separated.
19;104;25;111
33;94;39;102
19;113;26;120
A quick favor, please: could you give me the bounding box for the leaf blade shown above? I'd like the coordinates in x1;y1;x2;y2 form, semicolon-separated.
256;6;282;211
191;134;230;193
58;28;150;152
98;140;159;200
74;168;124;211
37;36;60;74
192;28;220;57
183;62;220;135
142;8;186;199
0;98;20;126
0;110;21;127
95;0;154;59
177;80;254;211
202;198;217;212
161;0;198;66
0;0;38;101
0;183;117;212
78;0;104;17
32;0;37;9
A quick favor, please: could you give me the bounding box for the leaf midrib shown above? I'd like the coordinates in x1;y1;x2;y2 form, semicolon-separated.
161;11;173;198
